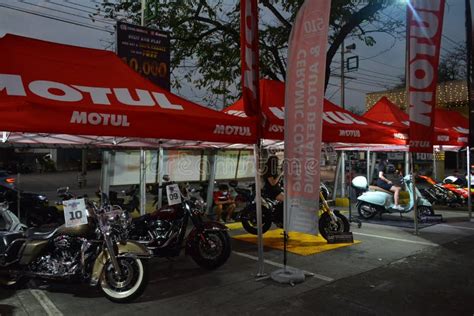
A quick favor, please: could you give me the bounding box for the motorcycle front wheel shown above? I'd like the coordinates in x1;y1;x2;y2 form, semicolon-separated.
191;231;231;270
240;207;272;235
100;257;149;303
318;211;350;241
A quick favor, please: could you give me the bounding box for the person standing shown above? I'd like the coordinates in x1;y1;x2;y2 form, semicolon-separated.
263;155;284;202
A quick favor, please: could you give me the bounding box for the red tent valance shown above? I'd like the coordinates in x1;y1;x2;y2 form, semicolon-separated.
0;34;257;145
225;79;406;145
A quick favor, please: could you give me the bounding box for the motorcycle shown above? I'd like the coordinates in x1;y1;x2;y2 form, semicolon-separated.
442;176;474;200
353;174;434;220
239;182;350;241
114;178;231;270
0;198;150;303
416;175;464;207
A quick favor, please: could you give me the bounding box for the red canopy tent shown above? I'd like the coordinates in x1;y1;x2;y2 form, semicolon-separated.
225;79;406;145
0;34;257;147
364;97;467;146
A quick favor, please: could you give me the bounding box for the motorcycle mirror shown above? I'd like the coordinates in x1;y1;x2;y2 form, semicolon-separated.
163;175;170;182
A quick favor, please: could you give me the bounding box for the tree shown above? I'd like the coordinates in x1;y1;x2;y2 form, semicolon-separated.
98;0;403;108
438;43;467;83
390;43;467;89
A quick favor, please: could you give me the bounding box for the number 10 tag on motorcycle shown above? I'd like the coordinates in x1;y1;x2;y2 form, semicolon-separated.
63;198;88;227
166;184;182;206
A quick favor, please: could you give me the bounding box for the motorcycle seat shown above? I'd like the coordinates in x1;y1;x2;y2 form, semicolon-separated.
369;186;393;195
26;227;58;240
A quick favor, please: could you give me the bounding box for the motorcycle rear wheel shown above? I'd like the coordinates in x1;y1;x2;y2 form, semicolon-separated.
357;202;378;219
417;206;434;219
319;212;350;241
240;207;272;235
191;231;231;270
100;257;149;303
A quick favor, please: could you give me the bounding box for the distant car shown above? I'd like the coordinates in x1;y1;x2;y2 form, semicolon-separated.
0;170;16;188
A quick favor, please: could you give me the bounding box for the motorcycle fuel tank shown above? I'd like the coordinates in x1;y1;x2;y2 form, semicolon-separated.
154;205;184;221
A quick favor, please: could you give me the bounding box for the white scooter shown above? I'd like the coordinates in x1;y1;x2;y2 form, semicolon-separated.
352;174;434;219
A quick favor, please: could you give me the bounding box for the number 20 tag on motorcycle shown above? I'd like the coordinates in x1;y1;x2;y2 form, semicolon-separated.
166;184;182;206
63;198;88;227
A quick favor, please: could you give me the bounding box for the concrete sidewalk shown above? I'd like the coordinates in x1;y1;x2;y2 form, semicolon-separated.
2;214;474;315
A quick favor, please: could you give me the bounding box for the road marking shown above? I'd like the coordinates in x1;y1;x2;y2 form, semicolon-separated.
352;232;439;247
29;289;63;316
232;251;334;282
438;224;474;231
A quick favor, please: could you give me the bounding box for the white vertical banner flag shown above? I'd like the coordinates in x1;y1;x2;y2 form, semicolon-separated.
284;0;331;234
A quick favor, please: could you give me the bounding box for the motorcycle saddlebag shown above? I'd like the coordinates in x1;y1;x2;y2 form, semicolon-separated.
0;232;25;259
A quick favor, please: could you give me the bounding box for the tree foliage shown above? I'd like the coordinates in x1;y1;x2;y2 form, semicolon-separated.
98;0;403;108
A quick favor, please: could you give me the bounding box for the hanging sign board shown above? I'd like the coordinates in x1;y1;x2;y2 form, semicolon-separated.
116;21;170;90
63;199;88;227
166;184;182;206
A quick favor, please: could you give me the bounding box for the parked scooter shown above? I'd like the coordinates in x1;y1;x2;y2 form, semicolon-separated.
353;174;434;219
239;182;350;241
113;176;231;270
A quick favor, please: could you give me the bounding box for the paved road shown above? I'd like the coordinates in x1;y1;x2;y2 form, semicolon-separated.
1;218;474;315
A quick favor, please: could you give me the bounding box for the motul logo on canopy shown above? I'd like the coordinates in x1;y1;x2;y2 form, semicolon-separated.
213;125;251;136
0;74;184;110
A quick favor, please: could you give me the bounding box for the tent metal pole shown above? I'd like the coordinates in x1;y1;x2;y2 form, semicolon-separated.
205;151;217;216
17;173;21;222
366;149;370;182
405;151;410;176
341;151;346;197
253;143;265;277
100;151;111;203
369;152;377;184
157;147;164;209
332;152;341;200
411;152;419;235
468;146;472;220
139;148;147;216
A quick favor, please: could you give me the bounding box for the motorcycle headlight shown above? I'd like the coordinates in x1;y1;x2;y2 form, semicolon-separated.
38;195;47;201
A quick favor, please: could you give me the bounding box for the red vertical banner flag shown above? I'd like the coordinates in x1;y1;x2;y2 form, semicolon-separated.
407;0;446;153
240;0;260;120
284;0;331;234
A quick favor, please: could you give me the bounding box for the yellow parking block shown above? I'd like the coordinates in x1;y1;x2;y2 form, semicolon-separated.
335;198;349;207
232;228;360;256
225;222;243;230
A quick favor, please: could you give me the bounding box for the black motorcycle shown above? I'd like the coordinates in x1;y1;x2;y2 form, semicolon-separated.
0;199;150;303
240;183;350;240
114;180;231;270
